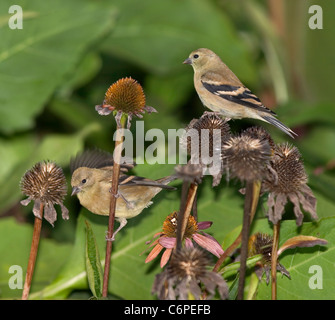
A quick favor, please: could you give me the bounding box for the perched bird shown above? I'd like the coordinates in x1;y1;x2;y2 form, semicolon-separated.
70;149;176;240
183;48;297;138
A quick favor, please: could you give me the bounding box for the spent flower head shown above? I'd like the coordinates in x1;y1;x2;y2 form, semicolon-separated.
262;143;317;225
144;211;223;268
95;77;157;128
222;130;272;182
152;247;228;300
20;161;69;226
248;232;290;284
180;113;231;186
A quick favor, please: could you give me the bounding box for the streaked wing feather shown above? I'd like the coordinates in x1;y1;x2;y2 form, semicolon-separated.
201;80;275;115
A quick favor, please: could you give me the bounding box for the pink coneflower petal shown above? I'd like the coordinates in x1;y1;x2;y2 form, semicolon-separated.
185;238;194;248
159;236;176;249
161;248;173;268
192;233;224;257
145;243;164;263
197;221;213;230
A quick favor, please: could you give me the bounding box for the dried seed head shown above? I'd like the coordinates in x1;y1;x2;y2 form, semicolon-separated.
153;246;228;300
167;247;209;280
181;113;231;158
103;77;146;114
243;126;275;151
248;232;290;283
264;143;307;194
95;77;157;128
263;143;317;226
222;133;271;182
248;232;273;264
20;161;67;204
174;163;203;184
20;161;69;226
180;113;230;186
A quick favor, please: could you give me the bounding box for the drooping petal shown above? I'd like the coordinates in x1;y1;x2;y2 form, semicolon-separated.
192;233;223;257
20;197;32;206
159;236;176;249
160;248;173;268
145;243;164;263
185;237;194;248
298;185;318;219
32;199;42;219
288;192;304;226
44;203;57;227
197;221;212;230
60;203;69;220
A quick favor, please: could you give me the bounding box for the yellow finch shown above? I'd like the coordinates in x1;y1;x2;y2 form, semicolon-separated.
70;149;176;240
183;48;296;138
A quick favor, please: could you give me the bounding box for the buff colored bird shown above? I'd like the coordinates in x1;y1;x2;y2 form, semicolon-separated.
184;48;296;138
70;149;176;240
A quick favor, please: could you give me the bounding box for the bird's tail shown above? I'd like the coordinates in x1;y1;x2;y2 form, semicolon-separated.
261;115;297;139
155;175;178;189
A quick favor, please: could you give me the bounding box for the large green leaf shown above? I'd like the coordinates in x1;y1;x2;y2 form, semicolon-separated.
0;218;72;299
0;0;116;134
102;0;255;82
251;218;335;300
0;123;100;212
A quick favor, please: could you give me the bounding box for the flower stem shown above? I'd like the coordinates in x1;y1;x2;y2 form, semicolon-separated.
237;180;261;300
176;183;198;251
213;180;261;273
102;114;126;298
22;203;44;300
271;222;280;300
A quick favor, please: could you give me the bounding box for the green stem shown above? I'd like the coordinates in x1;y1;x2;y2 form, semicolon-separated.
271;222;280;300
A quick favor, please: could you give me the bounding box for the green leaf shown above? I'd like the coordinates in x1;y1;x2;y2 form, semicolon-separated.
0;218;72;299
0;123;100;212
0;0;116;134
103;0;255;82
252;217;335;300
85;221;103;299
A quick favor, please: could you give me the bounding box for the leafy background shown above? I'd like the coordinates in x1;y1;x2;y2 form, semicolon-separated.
1;0;334;300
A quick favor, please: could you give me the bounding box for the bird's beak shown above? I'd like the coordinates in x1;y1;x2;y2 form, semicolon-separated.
183;58;192;65
71;186;80;196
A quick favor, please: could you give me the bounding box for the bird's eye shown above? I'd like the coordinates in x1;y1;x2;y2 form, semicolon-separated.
193;54;199;59
81;179;87;184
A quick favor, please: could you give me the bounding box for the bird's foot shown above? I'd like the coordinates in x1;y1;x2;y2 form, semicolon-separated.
105;218;128;241
105;231;116;242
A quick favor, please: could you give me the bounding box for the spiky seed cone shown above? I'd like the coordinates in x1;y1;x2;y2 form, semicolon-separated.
243;126;275;151
222;133;271;182
20;161;68;226
167;247;209;280
20;161;67;205
104;77;146;114
182;113;230;158
174;163;203;184
248;232;273;264
264;143;307;194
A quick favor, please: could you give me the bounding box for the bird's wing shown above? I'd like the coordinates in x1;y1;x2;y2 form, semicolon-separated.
70;149;135;174
118;175;176;190
201;72;275;115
